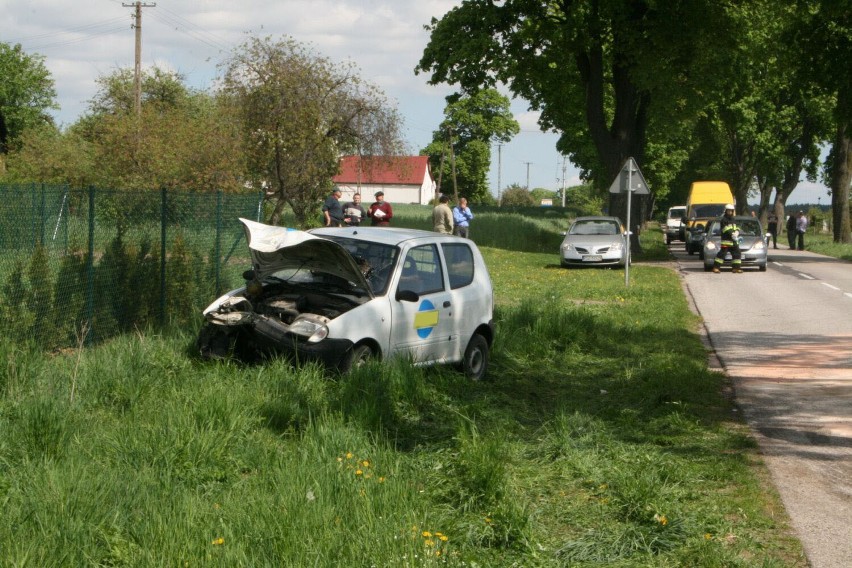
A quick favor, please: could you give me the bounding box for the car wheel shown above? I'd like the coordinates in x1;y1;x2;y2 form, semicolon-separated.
666;236;672;245
758;263;767;272
461;334;489;381
703;263;713;272
339;343;374;374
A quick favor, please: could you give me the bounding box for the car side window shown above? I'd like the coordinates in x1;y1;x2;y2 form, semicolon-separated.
442;243;474;289
399;244;444;295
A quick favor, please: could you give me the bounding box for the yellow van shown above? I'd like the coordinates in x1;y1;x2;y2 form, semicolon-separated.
683;181;735;254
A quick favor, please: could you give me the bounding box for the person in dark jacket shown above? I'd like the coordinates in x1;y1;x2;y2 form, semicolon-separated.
785;214;797;249
713;204;742;273
767;212;778;249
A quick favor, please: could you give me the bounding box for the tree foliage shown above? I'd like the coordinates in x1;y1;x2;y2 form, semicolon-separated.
416;0;738;246
0;43;57;156
792;0;852;242
422;89;519;203
5;67;244;193
500;184;535;207
220;36;406;227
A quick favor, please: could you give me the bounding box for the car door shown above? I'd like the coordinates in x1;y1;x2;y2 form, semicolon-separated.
389;243;459;364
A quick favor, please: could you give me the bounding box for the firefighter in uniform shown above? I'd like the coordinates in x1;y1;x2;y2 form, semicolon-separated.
713;204;742;273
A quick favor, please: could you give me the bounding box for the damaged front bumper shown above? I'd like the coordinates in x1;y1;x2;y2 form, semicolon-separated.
199;296;354;369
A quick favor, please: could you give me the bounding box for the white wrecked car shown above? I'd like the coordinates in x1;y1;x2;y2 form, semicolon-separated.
197;219;495;379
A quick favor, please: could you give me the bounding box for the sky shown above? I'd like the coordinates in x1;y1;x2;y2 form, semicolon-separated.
3;0;830;205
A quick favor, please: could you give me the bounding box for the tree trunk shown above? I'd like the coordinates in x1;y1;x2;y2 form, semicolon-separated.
831;117;852;243
578;44;649;253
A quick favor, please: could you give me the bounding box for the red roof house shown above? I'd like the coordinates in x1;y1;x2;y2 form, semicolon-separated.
332;155;437;205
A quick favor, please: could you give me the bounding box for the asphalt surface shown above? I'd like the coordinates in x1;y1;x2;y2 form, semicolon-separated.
672;241;852;568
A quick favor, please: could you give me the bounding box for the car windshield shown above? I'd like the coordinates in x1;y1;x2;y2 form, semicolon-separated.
738;220;761;236
668;208;685;218
323;235;399;295
708;219;762;237
569;220;621;235
692;204;727;218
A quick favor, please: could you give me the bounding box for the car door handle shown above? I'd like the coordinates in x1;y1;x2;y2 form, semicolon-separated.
443;301;451;308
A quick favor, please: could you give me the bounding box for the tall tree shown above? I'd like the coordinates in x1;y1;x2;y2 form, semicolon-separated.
220;36;406;227
0;43;57;157
422;89;519;203
794;0;851;242
417;0;735;247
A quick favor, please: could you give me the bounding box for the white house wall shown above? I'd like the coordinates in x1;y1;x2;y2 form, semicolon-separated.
335;178;437;205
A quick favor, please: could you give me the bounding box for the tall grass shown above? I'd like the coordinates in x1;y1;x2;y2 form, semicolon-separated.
0;228;805;566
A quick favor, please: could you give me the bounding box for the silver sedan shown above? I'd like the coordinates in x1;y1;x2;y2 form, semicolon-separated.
560;216;628;268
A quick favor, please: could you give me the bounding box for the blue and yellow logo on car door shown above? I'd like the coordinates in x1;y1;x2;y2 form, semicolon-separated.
413;299;439;338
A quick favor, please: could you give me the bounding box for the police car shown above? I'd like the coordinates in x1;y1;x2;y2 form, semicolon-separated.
197;219;494;379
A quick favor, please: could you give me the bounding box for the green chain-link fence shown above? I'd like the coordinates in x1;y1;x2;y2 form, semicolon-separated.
0;183;264;350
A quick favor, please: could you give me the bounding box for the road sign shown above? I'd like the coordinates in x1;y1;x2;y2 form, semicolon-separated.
608;157;650;195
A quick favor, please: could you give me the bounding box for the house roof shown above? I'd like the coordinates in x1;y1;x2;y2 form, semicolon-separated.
333;156;432;185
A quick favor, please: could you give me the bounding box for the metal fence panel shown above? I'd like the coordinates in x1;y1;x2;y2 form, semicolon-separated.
0;184;263;349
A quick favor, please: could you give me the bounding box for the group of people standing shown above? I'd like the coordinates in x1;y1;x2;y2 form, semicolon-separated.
762;210;809;251
432;195;474;238
322;190;393;227
322;189;475;239
785;211;809;251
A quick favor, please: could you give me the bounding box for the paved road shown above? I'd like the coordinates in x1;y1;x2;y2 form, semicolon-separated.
672;242;852;568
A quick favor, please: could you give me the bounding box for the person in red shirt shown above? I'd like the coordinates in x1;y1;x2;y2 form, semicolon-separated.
368;191;393;226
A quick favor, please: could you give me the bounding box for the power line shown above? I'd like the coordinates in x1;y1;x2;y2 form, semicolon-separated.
152;6;234;53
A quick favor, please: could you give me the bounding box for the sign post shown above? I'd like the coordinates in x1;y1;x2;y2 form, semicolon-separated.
608;157;650;287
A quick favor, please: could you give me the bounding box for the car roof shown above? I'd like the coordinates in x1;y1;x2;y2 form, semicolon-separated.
310;226;471;247
572;216;624;224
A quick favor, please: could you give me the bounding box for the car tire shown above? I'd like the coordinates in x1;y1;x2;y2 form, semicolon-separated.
666;236;672;245
339;343;374;374
703;263;713;272
461;334;489;381
758;263;767;272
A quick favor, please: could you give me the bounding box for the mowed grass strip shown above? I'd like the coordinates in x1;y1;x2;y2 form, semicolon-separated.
0;237;805;566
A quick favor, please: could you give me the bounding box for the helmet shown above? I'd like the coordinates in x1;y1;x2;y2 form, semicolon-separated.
724;204;735;211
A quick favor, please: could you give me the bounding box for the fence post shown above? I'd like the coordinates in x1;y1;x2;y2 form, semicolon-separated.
160;186;167;328
84;185;96;345
39;183;46;247
215;189;222;295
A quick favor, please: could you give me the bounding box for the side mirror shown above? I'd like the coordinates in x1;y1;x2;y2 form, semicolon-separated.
242;269;256;280
395;289;419;303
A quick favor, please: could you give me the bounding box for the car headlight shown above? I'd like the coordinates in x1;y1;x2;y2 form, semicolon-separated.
289;319;329;343
705;242;716;251
610;242;624;252
561;243;573;252
750;240;765;251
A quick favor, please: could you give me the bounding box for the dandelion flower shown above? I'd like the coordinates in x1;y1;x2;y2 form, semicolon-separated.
362;460;370;467
346;452;353;459
355;469;363;476
212;537;224;546
439;535;448;542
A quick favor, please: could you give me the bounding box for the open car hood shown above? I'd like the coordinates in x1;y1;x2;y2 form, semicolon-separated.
240;218;373;298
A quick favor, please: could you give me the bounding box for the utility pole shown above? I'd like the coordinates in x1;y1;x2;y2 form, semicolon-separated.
561;156;567;207
523;161;532;190
496;143;502;204
123;1;156;117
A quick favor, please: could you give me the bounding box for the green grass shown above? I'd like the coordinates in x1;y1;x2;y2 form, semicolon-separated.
800;231;852;261
0;227;806;566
